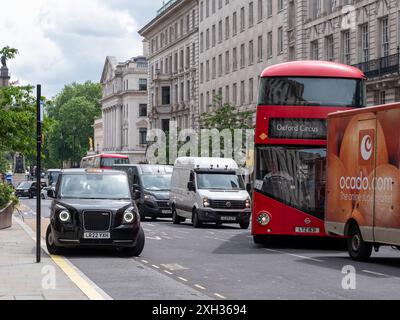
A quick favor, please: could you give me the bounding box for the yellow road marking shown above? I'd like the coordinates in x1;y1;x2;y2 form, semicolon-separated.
50;255;105;300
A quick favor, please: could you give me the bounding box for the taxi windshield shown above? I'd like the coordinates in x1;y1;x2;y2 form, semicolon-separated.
59;174;131;200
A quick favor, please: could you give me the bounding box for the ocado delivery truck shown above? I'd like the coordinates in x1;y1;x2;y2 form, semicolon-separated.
325;102;400;261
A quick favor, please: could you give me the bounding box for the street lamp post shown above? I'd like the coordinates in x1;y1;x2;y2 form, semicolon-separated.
60;133;64;169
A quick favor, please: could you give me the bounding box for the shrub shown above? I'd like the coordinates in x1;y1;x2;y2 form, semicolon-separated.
0;182;18;209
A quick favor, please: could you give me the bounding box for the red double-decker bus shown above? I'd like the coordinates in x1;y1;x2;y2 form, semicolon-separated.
81;154;130;169
252;61;366;244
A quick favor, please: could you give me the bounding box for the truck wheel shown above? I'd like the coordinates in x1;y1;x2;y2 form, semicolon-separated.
239;221;250;230
347;224;372;261
192;210;202;228
46;225;62;255
125;227;145;257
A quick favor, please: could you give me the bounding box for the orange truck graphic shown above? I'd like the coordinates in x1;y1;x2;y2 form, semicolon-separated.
325;103;400;261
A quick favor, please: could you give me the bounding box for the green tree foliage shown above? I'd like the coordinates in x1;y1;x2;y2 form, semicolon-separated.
0;182;18;209
0;46;19;60
0;85;37;156
200;95;253;130
44;81;102;168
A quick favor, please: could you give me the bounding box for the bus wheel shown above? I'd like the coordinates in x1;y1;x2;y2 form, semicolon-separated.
253;235;265;244
347;224;372;261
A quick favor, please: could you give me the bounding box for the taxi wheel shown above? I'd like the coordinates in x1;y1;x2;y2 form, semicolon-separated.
126;227;145;257
46;225;62;255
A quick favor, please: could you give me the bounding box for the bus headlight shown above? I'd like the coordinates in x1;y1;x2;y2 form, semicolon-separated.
257;212;271;226
59;210;71;223
123;209;136;224
245;198;251;208
203;198;210;208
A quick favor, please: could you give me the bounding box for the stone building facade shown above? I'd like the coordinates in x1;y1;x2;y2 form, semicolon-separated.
139;0;200;132
100;56;149;163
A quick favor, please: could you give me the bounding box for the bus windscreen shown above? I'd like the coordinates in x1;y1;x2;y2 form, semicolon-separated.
258;77;366;108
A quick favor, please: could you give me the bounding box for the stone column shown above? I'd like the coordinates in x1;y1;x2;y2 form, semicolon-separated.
116;104;122;150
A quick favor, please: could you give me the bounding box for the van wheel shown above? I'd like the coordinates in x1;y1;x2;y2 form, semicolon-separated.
172;207;181;224
239;221;250;230
46;225;62;255
125;228;145;257
347;223;372;261
192;209;202;228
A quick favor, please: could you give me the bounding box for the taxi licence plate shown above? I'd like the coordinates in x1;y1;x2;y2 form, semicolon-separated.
84;232;111;239
221;216;237;222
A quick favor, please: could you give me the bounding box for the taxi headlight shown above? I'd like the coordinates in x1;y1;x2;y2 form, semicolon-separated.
59;210;71;223
203;197;210;208
245;198;251;208
123;209;136;224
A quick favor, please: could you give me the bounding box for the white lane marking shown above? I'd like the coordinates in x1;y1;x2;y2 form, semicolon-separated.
141;260;149;264
178;277;188;282
147;224;155;227
195;284;206;290
264;248;323;263
147;236;162;241
214;293;227;299
362;270;388;277
152;265;160;269
207;231;215;235
164;270;173;275
176;230;190;234
205;236;230;242
163;236;173;240
161;263;188;271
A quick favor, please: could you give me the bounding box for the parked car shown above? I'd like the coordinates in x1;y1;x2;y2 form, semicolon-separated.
113;164;173;221
46;169;145;256
41;183;56;199
15;181;46;198
170;157;252;229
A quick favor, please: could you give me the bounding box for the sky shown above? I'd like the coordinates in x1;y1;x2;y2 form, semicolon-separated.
1;0;161;99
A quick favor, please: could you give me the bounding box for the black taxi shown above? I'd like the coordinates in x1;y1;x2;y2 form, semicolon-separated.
46;169;145;256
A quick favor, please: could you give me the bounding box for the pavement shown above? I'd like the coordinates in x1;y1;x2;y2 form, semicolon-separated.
0;216;88;300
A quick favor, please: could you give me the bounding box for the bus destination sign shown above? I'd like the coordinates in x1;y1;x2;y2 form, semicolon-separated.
268;118;327;140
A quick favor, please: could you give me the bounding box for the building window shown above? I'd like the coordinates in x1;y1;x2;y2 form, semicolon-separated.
186;80;190;101
218;54;223;76
200;63;204;83
278;0;283;12
240;7;245;31
218;20;223;43
180;82;184;102
200;1;204;21
313;0;321;19
225;51;230;74
186;46;190;69
206;60;210;81
361;24;369;62
139;128;147;145
212;0;216;14
139;104;147;117
267;0;272;17
240;80;245;105
206;29;210;49
258;0;263;22
311;40;319;60
249;2;254;27
277;27;283;55
225;85;230;103
192;9;195;29
200;32;204;52
212;57;216;79
233;12;237;35
200;93;204;113
267;31;273;58
249;78;254;103
218;0;222;9
342;30;351;64
162;87;171;105
240;44;245;68
379;91;386;105
258;35;263;62
249;40;254;65
232;83;237;105
326;35;334;61
225;17;230;39
212;24;216;47
206;0;209;17
162;119;170;133
381;17;389;57
233;47;238;70
139;79;147;91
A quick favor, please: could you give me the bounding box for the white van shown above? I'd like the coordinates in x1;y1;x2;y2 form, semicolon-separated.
170;157;251;229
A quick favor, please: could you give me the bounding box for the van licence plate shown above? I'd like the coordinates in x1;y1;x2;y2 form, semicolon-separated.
84;232;111;239
295;227;320;234
221;216;237;222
